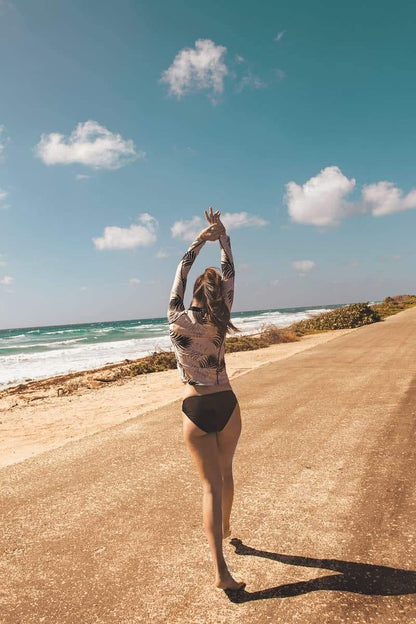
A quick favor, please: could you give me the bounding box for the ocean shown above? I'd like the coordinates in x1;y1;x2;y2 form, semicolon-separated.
0;304;345;389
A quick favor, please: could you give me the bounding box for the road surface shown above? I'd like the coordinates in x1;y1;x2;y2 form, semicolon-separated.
1;307;415;623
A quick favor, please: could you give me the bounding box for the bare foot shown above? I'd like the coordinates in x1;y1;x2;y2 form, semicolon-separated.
222;527;231;540
215;571;246;591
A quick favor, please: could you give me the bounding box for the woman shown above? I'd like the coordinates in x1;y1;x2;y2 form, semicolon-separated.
167;207;246;592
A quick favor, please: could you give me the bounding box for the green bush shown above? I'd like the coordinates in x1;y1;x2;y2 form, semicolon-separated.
289;303;381;335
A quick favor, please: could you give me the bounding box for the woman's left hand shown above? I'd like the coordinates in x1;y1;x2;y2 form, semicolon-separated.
204;206;226;236
204;206;220;224
197;222;224;242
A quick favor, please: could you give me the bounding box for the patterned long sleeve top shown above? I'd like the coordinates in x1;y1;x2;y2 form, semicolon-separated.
167;233;235;386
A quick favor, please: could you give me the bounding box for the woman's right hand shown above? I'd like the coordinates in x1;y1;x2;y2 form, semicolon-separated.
204;206;226;236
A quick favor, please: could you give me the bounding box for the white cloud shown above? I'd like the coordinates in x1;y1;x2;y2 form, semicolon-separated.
137;212;156;227
93;213;158;250
270;279;279;286
34;120;143;170
0;275;13;285
171;211;268;241
160;39;228;99
236;71;266;92
285;166;362;226
222;211;268;229
129;278;141;285
285;166;416;227
171;216;202;241
76;174;90;180
235;54;245;64
274;30;286;42
362;181;416;217
156;249;169;259
80;286;87;291
292;260;316;274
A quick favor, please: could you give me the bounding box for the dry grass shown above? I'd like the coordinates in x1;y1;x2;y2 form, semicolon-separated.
225;324;298;353
370;294;416;319
127;351;177;376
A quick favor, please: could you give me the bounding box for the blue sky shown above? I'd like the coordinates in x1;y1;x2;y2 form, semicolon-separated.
0;0;415;329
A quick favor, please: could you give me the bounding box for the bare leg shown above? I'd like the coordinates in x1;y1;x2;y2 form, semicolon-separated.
183;413;245;590
217;402;242;539
221;477;233;539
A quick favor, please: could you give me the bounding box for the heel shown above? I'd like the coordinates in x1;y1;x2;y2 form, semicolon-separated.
215;581;246;592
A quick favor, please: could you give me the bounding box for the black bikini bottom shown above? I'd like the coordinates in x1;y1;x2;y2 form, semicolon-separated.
182;390;238;433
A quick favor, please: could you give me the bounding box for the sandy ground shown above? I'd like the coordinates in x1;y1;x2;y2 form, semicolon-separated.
0;329;356;469
1;308;415;623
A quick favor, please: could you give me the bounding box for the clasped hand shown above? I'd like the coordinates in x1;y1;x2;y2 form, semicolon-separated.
198;206;226;242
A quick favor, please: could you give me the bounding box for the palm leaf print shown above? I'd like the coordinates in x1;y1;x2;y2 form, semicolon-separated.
169;330;192;350
221;260;235;279
199;354;219;369
218;357;225;372
169;294;183;311
182;250;197;267
186;348;205;361
211;331;225;347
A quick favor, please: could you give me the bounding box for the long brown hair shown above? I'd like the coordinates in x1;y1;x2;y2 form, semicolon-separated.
192;267;240;334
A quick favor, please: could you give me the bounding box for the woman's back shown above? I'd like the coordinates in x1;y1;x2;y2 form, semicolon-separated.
170;305;227;385
167;232;235;387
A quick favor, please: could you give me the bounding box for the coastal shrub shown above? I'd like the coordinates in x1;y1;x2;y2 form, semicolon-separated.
289;303;381;335
128;351;177;376
260;324;299;344
393;294;416;304
371;294;416;319
225;324;298;353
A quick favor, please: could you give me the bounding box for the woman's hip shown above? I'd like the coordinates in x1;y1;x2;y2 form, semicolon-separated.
182;390;238;434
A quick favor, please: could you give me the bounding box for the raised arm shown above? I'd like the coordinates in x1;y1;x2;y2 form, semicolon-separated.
203;207;235;312
219;233;235;311
167;219;224;324
167;236;206;324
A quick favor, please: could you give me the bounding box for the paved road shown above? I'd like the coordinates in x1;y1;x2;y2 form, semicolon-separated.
1;308;416;624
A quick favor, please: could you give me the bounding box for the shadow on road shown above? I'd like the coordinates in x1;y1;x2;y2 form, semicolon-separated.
221;538;416;603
